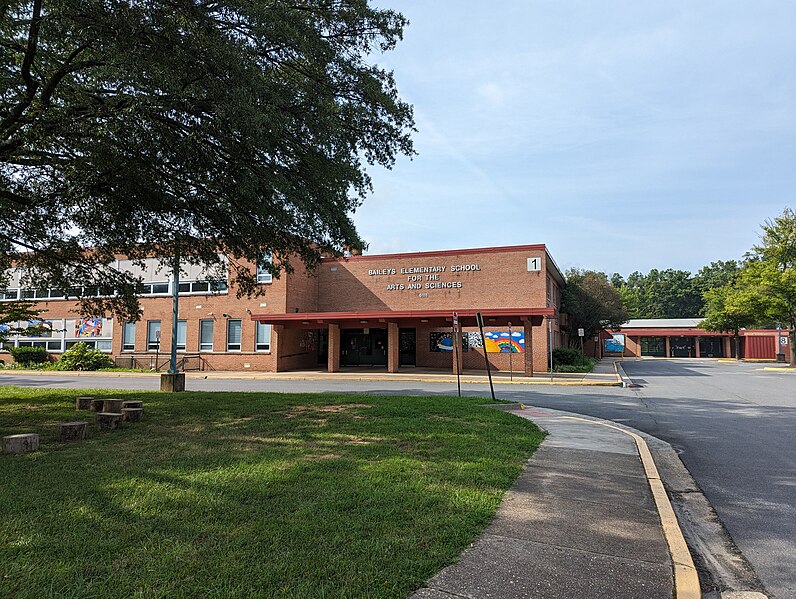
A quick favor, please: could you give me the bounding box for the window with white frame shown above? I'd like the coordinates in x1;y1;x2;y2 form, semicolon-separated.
123;322;136;351
177;320;187;351
256;253;273;284
256;322;271;352
199;319;214;352
227;319;242;351
147;320;161;351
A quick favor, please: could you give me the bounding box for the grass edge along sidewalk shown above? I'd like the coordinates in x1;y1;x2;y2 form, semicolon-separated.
0;387;544;599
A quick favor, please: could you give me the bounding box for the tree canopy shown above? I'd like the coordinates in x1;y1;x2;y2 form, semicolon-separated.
611;261;740;320
1;0;415;322
561;269;627;346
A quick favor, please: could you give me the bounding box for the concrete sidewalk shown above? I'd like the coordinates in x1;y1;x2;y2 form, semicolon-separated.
0;358;623;386
411;407;680;599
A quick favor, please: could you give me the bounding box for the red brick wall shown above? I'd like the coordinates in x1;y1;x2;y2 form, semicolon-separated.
317;248;549;312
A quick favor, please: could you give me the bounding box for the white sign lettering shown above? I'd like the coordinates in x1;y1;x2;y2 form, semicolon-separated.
368;263;482;292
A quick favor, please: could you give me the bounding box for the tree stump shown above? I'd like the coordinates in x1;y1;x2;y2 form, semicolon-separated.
122;400;144;411
90;399;105;412
122;408;144;422
3;433;40;454
103;399;125;413
96;412;123;431
75;396;94;410
58;422;88;442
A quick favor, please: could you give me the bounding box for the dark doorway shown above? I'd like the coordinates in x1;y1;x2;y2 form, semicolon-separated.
699;337;724;358
341;328;387;367
317;328;328;365
399;328;416;366
670;336;695;357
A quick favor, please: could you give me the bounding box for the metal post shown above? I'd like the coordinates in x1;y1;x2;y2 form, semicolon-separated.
170;248;180;374
508;321;513;381
476;312;496;402
452;313;461;397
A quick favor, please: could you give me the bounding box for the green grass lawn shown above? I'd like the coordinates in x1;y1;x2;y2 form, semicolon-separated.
0;387;544;599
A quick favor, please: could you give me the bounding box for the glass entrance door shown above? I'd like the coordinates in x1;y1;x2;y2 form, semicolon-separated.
340;329;387;367
399;328;416;366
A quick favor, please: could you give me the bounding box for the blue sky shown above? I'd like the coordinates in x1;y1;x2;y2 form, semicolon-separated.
357;1;796;275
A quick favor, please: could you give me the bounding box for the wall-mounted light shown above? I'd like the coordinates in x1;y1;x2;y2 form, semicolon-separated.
222;313;231;318
420;319;429;323
246;308;252;314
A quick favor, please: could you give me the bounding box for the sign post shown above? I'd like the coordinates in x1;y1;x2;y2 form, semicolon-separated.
776;325;785;363
476;312;496;401
452;312;461;397
578;327;584;355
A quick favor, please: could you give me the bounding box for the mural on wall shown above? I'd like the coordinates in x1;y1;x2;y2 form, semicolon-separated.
483;331;525;353
75;318;103;338
604;334;625;353
430;331;468;352
299;331;316;351
466;332;483;348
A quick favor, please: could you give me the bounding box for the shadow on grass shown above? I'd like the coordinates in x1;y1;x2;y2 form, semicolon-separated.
0;388;543;599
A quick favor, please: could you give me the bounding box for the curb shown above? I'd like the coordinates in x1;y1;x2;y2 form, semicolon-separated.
555;415;701;599
614;360;638;388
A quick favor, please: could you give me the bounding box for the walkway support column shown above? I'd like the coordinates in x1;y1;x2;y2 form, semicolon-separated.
695;337;701;358
387;322;399;373
328;324;340;373
524;319;533;377
665;336;671;358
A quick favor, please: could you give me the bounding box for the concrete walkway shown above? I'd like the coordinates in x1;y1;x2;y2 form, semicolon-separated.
0;358;622;386
411;407;676;599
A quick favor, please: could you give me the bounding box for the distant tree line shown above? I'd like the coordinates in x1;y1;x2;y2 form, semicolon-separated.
609;261;740;319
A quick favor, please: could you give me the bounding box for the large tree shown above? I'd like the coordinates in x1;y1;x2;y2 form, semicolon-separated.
1;0;414;322
561;269;628;347
700;282;759;361
741;208;796;365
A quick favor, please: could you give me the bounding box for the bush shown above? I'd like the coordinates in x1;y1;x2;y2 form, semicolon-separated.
552;347;582;366
9;346;50;366
57;342;114;371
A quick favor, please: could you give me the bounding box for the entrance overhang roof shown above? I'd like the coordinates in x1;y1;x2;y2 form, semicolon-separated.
251;307;554;327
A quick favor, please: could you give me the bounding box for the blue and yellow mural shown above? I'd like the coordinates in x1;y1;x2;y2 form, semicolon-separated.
483;331;525;353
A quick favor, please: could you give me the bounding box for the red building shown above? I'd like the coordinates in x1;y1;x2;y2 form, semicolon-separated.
2;244;565;375
599;319;789;360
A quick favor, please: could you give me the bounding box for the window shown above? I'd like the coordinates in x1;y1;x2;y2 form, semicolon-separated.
191;281;209;292
210;281;228;293
47;340;63;351
178;282;191;293
147;320;161;351
123;322;136;351
96;340;112;352
199;320;214;352
257;253;273;284
177;320;187;351
227;319;242;351
0;289;19;300
256;322;271;351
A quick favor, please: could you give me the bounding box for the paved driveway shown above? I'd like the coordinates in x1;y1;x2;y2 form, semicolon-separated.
2;360;794;597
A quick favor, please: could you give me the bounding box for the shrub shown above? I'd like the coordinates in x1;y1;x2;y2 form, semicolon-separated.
552;347;582;366
57;342;114;371
9;345;50;366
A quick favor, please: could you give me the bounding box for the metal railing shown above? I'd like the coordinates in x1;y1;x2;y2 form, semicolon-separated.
114;353;207;372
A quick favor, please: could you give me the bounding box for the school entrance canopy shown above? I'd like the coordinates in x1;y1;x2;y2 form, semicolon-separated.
251;307;555;374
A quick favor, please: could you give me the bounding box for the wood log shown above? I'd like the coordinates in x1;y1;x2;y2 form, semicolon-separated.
102;399;125;413
58;422;88;442
3;433;40;454
90;399;105;412
75;396;94;410
122;400;144;410
95;412;123;431
121;408;144;422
